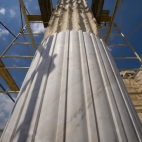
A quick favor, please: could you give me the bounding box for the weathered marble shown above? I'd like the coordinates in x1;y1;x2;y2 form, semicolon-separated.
44;0;99;38
1;31;142;142
121;70;142;122
1;0;142;141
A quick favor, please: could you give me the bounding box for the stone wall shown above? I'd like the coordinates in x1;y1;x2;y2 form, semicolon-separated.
121;70;142;122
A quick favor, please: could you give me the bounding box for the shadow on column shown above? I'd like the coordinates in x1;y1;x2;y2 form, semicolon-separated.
9;35;57;141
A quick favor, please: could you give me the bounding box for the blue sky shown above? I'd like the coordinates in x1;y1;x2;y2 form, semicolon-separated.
0;0;142;135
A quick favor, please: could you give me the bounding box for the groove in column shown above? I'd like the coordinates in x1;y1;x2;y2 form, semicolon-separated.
11;37;53;141
1;40;47;142
55;31;69;142
95;36;138;142
100;39;142;141
89;33;118;142
92;35;127;142
79;30;99;142
32;34;57;141
35;32;66;141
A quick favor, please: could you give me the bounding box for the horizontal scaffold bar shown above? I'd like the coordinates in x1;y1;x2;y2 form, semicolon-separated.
109;44;129;47
0;91;19;94
118;68;142;71
2;56;34;58
24;32;44;35
113;57;139;60
0;67;29;70
13;42;40;45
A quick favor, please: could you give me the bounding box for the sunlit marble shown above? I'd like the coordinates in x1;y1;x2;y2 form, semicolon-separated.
1;31;142;142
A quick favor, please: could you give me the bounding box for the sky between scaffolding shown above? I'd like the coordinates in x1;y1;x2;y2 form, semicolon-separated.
0;0;142;135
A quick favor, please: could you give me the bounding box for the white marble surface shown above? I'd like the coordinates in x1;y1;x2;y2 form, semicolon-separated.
44;0;99;38
1;31;142;142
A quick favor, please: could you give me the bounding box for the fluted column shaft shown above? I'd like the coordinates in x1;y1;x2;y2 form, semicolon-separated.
1;0;142;142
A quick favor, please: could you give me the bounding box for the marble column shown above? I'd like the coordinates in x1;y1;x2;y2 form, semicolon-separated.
1;0;142;142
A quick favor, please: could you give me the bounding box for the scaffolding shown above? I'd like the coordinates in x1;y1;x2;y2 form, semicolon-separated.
0;0;142;134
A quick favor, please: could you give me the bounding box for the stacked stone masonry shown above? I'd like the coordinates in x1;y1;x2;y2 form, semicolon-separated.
121;70;142;122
